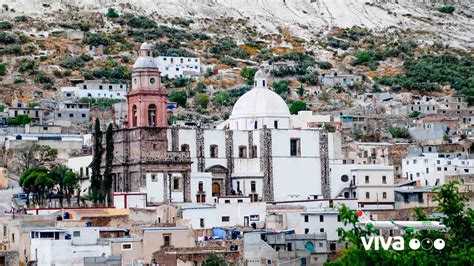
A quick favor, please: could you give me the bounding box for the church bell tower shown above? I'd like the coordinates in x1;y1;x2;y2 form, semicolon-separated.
127;42;168;128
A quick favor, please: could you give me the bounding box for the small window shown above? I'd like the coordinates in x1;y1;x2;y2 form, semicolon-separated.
382;176;387;184
274;120;278;129
222;216;230;222
210;145;218;158
224;200;230;203
73;231;80;237
366;192;370;199
181;144;189;152
238;146;247;158
173;178;179;190
290;138;301;157
304;215;309;222
382;192;387;199
319;215;324;222
69;113;74;118
250;181;256;192
305;228;309;234
198;181;203;192
163;235;171;247
122;243;132;250
81;114;86;118
365;176;369;183
250;215;260;221
200;218;205;228
341;175;349;182
319;228;324;233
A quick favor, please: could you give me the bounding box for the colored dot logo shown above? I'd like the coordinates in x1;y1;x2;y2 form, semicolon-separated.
409;239;421;250
433;239;445;250
421;238;433;250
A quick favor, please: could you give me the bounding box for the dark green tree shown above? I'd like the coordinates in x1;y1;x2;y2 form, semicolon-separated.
202;254;226;266
169;89;188;107
272;80;290;96
103;123;114;206
90;118;103;205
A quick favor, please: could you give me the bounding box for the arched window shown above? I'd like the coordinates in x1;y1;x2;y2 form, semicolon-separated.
181;144;189;152
148;104;156;126
254;121;258;129
132;105;138;127
262;80;266;87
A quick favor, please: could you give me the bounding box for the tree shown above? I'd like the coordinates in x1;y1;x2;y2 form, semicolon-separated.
194;93;210;109
213;91;230;106
62;171;78;206
240;67;258;85
289;101;307;115
17;143;57;174
103;123;114;206
195;81;207;93
169;89;187;107
272;80;290;96
7;114;31;125
19;167;48;207
90;118;103;205
202;254;226;266
49;165;68;208
329;181;474;265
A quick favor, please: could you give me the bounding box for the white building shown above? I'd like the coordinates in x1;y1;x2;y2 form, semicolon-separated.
329;164;395;209
61;82;127;100
67;155;93;196
156;56;201;78
179;201;267;229
402;152;474;186
29;227;128;265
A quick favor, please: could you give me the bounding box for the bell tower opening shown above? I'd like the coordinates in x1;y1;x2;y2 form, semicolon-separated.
148;104;157;126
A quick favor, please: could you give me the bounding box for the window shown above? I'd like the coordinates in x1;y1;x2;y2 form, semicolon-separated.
200;218;205;228
148;104;157;126
290;138;301;156
132;105;138;127
11;233;14;243
319;228;324;233
250;145;258;158
337;215;341;222
122;243;132;250
150;77;156;84
287;243;292;251
173;178;179;190
305;228;309;234
198;181;203;192
99;85;103;90
238;146;247;158
382;192;387;199
222;216;230;222
304;215;309;223
274;120;278;129
366;192;370;199
181;144;189;152
382;176;387;184
341;175;349;182
3;226;6;237
58;113;62;117
73;231;80;237
81;114;86;118
163;235;171;247
224;200;230;203
250;181;256;192
69;113;74;118
365;176;369;183
210;145;218;158
319;215;324;222
254;121;258;129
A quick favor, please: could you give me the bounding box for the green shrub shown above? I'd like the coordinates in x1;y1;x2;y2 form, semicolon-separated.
194;93;210;109
213;91;230;106
34;73;53;84
290;100;306;114
0;21;12;30
240;67;258;85
388;127;410;139
439;5;455;14
409;111;422;118
0;63;5;76
84;32;110;47
273;80;290;95
15;16;28;22
19;59;37;74
79;97;124;108
7;115;31;125
318;61;332;70
0;32;15;44
106;8;119;18
220;56;237;67
324;123;336;133
169;89;187;107
299;72;319;85
122;13;156;29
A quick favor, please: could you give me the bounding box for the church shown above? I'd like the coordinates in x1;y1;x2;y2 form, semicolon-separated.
109;43;335;204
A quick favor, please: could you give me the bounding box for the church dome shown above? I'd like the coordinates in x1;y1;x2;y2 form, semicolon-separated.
230;87;290;119
133;42;158;69
133;57;158;69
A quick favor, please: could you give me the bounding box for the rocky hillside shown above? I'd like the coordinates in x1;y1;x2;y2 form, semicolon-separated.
2;0;473;49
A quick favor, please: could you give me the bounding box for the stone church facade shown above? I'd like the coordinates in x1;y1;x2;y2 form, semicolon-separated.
109;43;331;204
